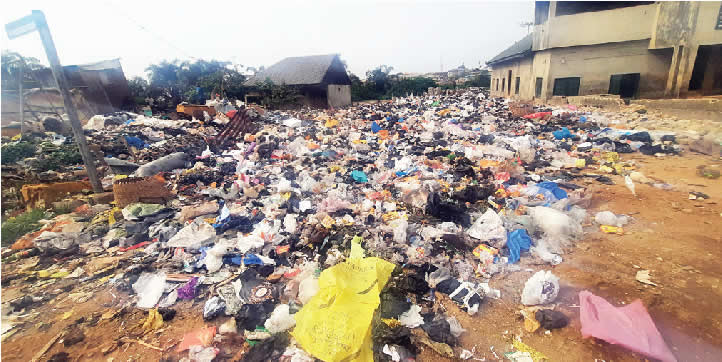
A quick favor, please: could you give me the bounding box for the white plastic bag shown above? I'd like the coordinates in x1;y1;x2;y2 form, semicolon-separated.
446;316;466;338
521;270;559;305
468;209;506;242
167;220;216;249
399;304;424;328
264;304;296;333
528;206;582;242
594;211;629;227
133;272;167;308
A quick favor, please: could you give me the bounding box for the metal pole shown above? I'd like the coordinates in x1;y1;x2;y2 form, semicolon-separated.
18;60;24;137
31;10;102;192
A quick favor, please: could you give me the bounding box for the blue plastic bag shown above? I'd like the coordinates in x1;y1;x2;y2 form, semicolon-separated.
125;136;146;149
507;229;532;264
553;127;572;140
537;181;568;200
243;254;263;265
371;121;381;133
351;170;368;183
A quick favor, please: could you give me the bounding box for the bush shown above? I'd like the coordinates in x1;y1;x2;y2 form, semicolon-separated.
31;144;83;171
1;141;37;165
1;209;48;247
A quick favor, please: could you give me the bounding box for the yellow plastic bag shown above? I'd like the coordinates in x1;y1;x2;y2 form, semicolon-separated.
141;308;164;332
292;241;395;361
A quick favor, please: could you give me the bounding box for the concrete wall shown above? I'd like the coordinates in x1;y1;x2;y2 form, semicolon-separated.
489;56;534;100
534;3;657;51
653;1;722;97
327;84;351;108
531;50;552;99
546;40;673;98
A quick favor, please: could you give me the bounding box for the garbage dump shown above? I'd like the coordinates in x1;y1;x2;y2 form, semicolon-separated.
1;90;686;361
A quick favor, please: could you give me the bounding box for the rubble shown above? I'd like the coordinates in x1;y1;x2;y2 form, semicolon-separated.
1;90;690;361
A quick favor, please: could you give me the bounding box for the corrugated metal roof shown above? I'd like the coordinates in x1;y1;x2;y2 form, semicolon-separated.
244;54;341;86
486;33;533;65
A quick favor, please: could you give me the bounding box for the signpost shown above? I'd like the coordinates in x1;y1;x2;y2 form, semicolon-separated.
5;11;103;193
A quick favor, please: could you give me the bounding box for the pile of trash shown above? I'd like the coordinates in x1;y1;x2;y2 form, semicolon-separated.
1;90;679;361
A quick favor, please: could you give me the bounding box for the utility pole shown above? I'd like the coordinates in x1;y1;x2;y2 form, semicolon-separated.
18;61;24;137
5;10;103;192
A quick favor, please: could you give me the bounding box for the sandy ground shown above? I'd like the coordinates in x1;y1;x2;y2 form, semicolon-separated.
2;151;720;362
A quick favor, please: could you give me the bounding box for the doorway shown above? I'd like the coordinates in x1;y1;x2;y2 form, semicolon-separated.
608;73;640;98
689;44;722;95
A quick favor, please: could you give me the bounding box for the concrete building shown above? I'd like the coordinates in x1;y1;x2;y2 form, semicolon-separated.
487;1;722;101
244;54;351;108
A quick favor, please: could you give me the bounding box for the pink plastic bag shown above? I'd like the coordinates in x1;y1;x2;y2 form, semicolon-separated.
579;291;676;362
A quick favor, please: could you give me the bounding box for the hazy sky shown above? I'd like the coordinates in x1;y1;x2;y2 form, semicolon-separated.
2;1;533;79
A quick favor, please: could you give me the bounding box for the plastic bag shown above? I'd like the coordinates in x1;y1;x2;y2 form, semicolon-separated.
528;206;581;243
188;345;219;362
135;152;187;177
351;170;368;183
177;326;217;352
292;242;395;362
203;243;230;273
132;272;166;308
521;270;559;305
167;220;216;249
446;316;466;338
468;209;506;242
399;304;423;328
506;229;532;264
530;238;562;265
579;291;677;362
264;304;296;333
141;308;164;331
594;211;629;227
203;296;226;320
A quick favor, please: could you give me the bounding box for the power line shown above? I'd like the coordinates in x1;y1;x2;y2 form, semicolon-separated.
102;0;196;61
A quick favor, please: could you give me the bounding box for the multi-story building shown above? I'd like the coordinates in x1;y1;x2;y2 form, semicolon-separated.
487;1;722;100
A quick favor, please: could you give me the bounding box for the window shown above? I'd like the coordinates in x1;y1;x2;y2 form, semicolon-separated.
495;79;499;91
502;79;505;92
514;77;520;95
535;77;543;97
716;3;722;29
507;70;512;94
552;77;580;96
608;73;640;98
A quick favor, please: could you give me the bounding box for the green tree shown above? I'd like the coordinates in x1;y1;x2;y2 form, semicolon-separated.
463;73;491;88
366;65;394;94
253;78;302;110
128;76;149;99
143;59;248;110
386;77;437;98
1;51;46;91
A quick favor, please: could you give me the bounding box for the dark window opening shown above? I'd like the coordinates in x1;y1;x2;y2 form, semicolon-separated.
535;77;543;97
716;4;722;30
502;79;505;92
555;1;653;16
515;77;520;94
552;77;580;96
507;70;512;95
535;1;550;24
608;73;640;98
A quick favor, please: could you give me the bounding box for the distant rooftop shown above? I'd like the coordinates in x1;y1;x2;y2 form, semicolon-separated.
244;54;347;86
